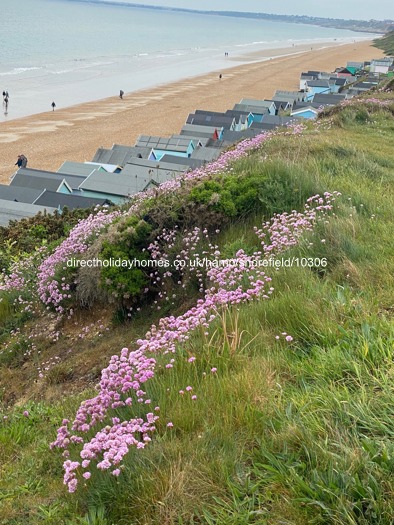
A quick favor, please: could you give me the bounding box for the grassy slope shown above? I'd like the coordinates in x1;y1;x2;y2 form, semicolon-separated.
373;30;394;56
1;95;394;524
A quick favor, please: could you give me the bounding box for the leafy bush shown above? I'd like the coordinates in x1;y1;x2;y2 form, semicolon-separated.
189;160;319;219
99;218;152;305
0;207;98;256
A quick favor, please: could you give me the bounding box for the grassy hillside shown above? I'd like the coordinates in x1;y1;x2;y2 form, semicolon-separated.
373;30;394;55
0;85;394;524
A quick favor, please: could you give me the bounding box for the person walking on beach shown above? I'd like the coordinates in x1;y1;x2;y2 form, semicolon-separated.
119;90;124;99
51;101;56;111
219;74;222;80
15;155;28;168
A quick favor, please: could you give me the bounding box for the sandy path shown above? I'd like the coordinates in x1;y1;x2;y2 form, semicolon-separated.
0;40;383;184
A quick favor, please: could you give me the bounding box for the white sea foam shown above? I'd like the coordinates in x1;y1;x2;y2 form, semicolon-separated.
0;67;43;77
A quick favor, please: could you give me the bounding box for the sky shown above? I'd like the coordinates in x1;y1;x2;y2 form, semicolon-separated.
106;1;394;21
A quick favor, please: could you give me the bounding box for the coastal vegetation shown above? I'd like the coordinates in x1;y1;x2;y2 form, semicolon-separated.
374;30;394;55
0;84;394;524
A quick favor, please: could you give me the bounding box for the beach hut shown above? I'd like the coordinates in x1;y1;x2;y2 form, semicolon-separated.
91;145;152;165
232;104;269;123
251;115;301;131
0;199;56;227
78;170;159;204
369;58;393;74
12;167;85;191
291;107;319;119
300;73;316;91
193;110;248;131
33;191;111;211
160;154;204;169
10;169;73;194
239;99;277;116
186;114;237;131
180;124;223;140
135;136;197;160
311;93;347;106
190;146;222;163
121;157;190;184
0;184;43;204
305;80;331;101
274;91;305;102
57;161;96;178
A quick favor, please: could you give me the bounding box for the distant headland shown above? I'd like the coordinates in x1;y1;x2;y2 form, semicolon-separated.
67;0;394;34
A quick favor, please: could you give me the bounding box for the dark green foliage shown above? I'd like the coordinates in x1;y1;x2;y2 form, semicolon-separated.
189;161;318;220
0;207;96;256
99;218;152;304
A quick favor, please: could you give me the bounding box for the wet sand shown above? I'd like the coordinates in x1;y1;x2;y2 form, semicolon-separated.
0;40;383;184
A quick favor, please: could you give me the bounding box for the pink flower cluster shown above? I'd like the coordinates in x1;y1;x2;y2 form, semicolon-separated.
37;209;121;312
254;192;340;253
0;248;47;293
52;192;339;492
340;97;392;109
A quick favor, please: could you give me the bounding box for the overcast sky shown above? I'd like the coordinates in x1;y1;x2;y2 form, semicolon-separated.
111;1;394;21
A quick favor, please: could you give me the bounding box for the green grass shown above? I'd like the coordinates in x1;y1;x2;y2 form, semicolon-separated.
1;95;394;524
373;30;394;56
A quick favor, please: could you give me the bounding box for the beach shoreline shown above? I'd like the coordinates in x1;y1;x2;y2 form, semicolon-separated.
0;39;383;184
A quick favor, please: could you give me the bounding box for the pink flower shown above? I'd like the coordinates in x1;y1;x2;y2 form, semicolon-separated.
211;368;217;373
167;422;173;428
23;410;29;417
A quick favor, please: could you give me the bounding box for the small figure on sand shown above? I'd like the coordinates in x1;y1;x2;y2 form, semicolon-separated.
15;154;28;168
51;101;56;111
219;74;222;80
3;91;9;110
119;90;124;99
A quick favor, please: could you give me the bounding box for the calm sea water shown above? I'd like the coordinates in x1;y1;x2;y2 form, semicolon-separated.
0;0;376;120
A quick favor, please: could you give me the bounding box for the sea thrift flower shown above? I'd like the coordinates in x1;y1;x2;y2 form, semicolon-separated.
49;115;340;493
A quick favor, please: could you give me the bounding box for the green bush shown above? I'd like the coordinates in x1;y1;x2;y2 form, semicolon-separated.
99;218;152;305
189;161;319;220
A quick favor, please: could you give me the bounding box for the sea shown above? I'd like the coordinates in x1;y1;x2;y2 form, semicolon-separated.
0;0;378;121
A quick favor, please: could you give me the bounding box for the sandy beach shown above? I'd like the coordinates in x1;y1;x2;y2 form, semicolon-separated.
0;40;383;185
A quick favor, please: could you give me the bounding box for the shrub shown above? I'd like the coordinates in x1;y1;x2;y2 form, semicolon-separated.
99;218;152;305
